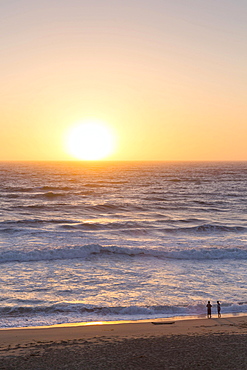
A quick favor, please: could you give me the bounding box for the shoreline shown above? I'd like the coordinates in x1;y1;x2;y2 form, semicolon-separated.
1;311;247;331
1;314;247;337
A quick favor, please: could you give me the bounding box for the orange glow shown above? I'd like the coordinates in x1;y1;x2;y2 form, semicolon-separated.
0;1;246;161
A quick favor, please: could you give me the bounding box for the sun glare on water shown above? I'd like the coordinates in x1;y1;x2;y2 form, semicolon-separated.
66;120;115;160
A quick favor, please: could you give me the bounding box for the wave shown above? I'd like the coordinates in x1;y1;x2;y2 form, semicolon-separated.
1;244;247;264
3;194;20;199
41;191;67;198
1;301;247;321
60;221;148;231
3;191;70;200
83;203;144;213
144;196;169;201
0;228;22;234
3;186;34;193
39;186;72;191
10;202;143;213
3;186;72;193
164;224;246;234
0;217;246;240
0;219;78;233
0;219;148;231
116;222;247;234
21;204;50;210
0;219;77;226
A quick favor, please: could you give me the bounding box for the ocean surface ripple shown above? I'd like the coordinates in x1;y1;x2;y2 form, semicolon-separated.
0;161;246;327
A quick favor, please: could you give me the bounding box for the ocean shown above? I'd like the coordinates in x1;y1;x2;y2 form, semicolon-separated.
0;161;246;328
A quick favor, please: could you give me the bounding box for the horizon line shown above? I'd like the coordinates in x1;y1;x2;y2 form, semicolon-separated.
0;159;246;163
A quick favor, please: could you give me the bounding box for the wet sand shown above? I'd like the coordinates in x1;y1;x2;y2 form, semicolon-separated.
0;316;247;369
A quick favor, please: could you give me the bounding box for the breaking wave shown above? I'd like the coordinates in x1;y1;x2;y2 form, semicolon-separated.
0;217;245;235
165;224;246;234
1;302;247;328
1;244;247;264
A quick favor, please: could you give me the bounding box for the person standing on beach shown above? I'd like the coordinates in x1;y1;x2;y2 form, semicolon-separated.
217;301;221;318
206;301;212;318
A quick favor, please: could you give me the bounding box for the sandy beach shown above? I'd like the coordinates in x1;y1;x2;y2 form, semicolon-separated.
0;315;247;369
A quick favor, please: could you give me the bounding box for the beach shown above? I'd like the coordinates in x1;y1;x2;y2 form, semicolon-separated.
0;315;247;369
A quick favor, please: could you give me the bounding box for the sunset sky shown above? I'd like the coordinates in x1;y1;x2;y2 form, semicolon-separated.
1;0;246;161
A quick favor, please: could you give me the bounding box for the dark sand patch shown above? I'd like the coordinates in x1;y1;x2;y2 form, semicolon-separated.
1;316;247;369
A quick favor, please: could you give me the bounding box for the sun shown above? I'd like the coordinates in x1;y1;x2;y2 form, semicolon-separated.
66;120;115;160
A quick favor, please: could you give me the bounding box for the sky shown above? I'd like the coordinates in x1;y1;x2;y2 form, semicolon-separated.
1;0;247;161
